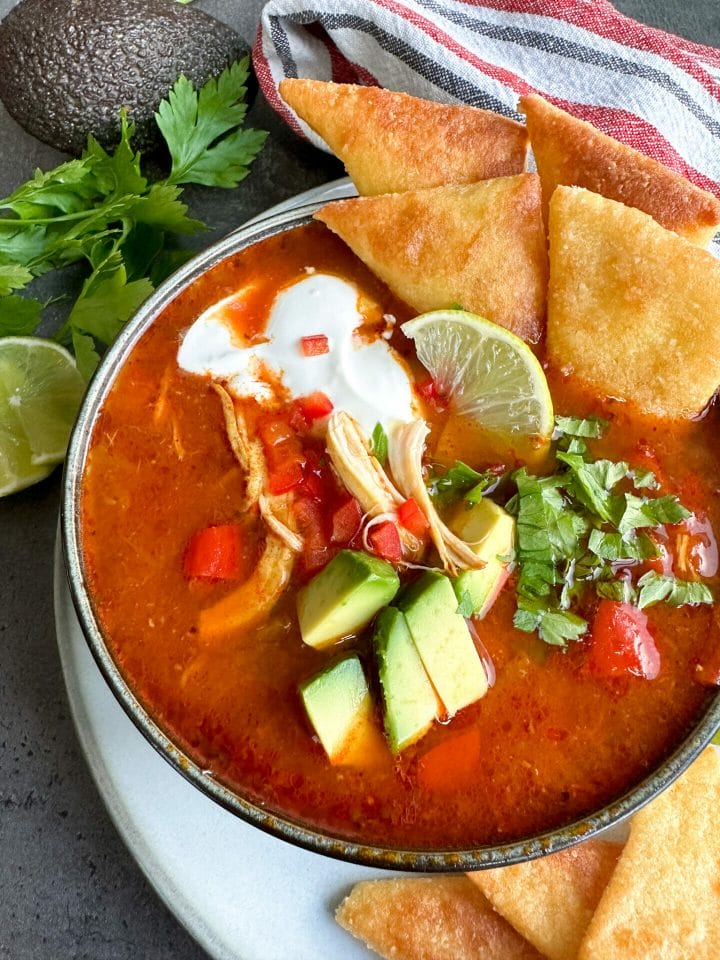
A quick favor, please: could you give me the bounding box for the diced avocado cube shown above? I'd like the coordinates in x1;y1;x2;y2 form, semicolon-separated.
297;549;400;649
396;571;488;717
450;498;515;618
299;655;386;766
374;607;440;754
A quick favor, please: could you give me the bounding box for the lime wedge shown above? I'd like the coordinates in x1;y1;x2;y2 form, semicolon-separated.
0;337;85;496
402;310;553;461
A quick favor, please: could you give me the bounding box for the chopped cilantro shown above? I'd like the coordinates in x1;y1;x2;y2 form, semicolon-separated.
370;422;388;466
617;493;691;536
636;572;713;610
629;466;659;490
507;416;708;647
596;579;637;604
556;451;626;524
587;529;657;562
456;590;475;618
514;598;587;646
427;460;483;506
554;414;608;439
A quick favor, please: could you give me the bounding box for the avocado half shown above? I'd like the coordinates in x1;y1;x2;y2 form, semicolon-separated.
0;0;253;155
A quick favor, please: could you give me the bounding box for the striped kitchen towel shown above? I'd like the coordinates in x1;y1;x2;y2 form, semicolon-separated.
253;0;720;210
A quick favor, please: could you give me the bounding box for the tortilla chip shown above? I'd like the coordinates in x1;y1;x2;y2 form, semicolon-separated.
547;186;720;418
315;175;547;343
336;876;543;960
468;840;622;960
279;79;528;195
520;93;720;246
579;748;720;960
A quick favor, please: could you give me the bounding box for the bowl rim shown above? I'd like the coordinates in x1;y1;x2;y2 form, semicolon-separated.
61;185;720;872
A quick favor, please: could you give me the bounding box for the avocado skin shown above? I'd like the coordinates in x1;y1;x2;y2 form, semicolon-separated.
0;0;252;156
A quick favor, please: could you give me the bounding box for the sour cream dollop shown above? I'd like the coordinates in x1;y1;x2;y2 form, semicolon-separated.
177;273;416;434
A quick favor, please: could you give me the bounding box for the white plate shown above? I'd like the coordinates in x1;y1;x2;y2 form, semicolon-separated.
53;179;399;960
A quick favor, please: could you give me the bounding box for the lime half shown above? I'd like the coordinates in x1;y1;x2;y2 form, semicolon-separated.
0;337;85;496
402;310;553;460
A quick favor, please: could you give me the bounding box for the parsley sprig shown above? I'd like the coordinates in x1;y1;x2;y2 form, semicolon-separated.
427;460;501;507
0;58;266;378
506;415;712;645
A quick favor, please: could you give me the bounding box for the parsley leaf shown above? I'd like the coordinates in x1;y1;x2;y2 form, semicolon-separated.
456;591;475;618
554;414;608;439
556;451;626;524
370;422;388;466
617;493;691;535
629;467;659;490
68;261;153;348
508;416;710;647
596;579;638;604
0;294;43;336
158;60;268;188
636;572;713;610
427;460;484;506
588;529;657;562
514;598;587;646
0;262;33;295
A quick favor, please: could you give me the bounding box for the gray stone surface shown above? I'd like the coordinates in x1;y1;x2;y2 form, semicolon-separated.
0;1;717;957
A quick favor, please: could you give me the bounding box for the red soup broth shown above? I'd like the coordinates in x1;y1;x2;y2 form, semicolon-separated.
80;222;719;849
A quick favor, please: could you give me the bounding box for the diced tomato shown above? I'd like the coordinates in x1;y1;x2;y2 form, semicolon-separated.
288;402;309;433
267;454;305;495
300;334;330;357
294;496;333;575
302;468;325;501
417;728;482;792
368;520;403;563
587;600;660;680
256;414;295;449
183;524;247;581
332;497;364;544
397;497;429;537
296;391;334;422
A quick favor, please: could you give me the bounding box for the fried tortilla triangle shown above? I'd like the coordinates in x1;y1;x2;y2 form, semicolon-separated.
520;93;720;246
315;174;547;343
336;876;543;960
280;79;528;196
468;840;622;960
579;748;720;960
547;186;720;418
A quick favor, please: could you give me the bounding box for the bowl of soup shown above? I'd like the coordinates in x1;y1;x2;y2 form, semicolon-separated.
61;181;720;871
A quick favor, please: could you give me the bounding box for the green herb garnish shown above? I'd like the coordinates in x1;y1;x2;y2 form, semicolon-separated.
427;460;498;507
554;414;608;439
456;590;475;618
370;422;389;466
508;416;708;646
636;572;713;610
0;58;266;379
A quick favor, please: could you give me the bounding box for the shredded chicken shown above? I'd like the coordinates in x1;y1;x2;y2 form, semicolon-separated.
152;365;173;425
388;419;486;576
259;493;304;553
198;531;295;640
327;411;422;559
212;382;265;510
327;411;404;512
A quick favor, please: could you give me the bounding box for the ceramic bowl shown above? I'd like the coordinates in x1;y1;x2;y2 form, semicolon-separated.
61;185;720;871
